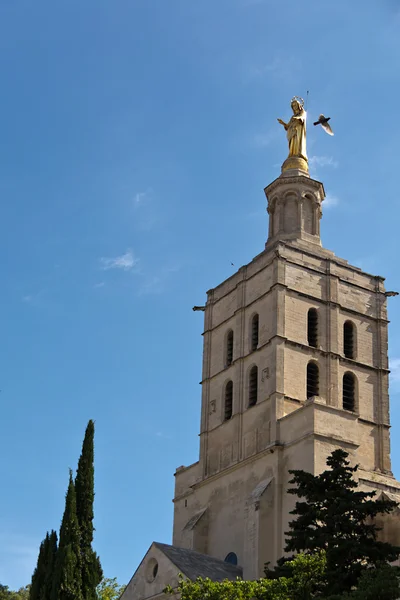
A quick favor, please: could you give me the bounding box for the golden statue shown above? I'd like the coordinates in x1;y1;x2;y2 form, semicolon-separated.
278;97;308;173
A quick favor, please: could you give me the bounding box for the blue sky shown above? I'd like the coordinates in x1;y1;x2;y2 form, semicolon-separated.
1;0;400;590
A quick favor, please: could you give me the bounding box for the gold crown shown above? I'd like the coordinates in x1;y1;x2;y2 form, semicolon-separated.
291;96;304;108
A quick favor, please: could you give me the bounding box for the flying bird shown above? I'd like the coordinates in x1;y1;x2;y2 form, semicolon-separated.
313;114;334;136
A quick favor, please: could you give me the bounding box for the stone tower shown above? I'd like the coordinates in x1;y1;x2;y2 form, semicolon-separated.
122;111;400;600
171;164;400;581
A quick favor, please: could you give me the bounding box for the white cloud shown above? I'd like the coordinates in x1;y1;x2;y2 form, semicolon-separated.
93;281;105;288
323;194;339;209
134;190;151;206
309;155;339;169
100;250;139;272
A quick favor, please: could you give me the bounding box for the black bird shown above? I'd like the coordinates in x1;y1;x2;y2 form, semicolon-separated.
313;114;334;136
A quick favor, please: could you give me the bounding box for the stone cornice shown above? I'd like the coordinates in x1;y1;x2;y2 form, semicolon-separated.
264;175;325;197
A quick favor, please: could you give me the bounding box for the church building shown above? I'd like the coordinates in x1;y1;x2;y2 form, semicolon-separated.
122;98;400;599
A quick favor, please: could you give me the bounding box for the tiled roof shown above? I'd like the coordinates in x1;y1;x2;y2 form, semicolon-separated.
154;542;243;582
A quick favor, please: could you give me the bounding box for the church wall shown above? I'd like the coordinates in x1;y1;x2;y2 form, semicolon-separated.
207;288;275;380
245;266;274;307
283;345;328;402
337;281;377;319
174;462;201;499
241;399;272;458
337;362;376;421
337;311;376;366
279;404;314;445
331;261;380;292
285;263;324;299
241;344;276;406
173;452;278;576
357;422;379;471
245;294;276;350
123;545;180;600
313;425;377;474
206;415;240;475
284;294;327;348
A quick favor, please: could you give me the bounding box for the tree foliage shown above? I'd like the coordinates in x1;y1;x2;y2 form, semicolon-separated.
75;420;103;600
30;531;57;600
0;586;30;600
166;555;400;600
280;449;400;595
30;420;102;600
51;470;82;600
165;552;327;600
96;579;126;600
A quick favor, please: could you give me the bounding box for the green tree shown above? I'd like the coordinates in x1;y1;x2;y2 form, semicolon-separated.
96;579;126;600
165;552;327;600
345;563;400;600
30;530;57;600
0;585;11;600
0;586;30;600
281;449;400;595
52;470;82;600
75;420;103;600
44;531;58;600
30;535;48;600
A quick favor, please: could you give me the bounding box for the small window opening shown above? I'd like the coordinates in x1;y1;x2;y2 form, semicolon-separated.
251;314;259;351
307;362;319;399
343;372;356;411
224;381;233;420
307;308;318;348
224;552;238;565
226;330;234;366
344;321;355;359
248;366;258;407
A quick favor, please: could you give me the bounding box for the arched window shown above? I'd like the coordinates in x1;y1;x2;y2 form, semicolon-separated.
226;330;234;366
251;314;259;351
224;381;233;420
343;372;356;411
307;362;319;399
248;366;258;407
224;552;238;565
307;308;318;348
344;321;355;359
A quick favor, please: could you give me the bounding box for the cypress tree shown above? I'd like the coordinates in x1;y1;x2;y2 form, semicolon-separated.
283;449;400;595
30;534;49;600
43;531;58;599
75;420;102;600
52;470;82;600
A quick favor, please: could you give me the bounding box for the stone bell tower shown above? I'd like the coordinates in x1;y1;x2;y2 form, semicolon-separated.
171;98;399;580
122;99;400;600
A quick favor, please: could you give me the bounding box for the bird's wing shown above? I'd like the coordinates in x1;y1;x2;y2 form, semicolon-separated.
321;121;334;136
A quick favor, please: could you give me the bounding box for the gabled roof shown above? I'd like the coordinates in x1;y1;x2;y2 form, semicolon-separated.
154;542;243;582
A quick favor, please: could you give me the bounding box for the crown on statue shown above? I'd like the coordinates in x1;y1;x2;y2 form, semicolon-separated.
291;96;304;108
